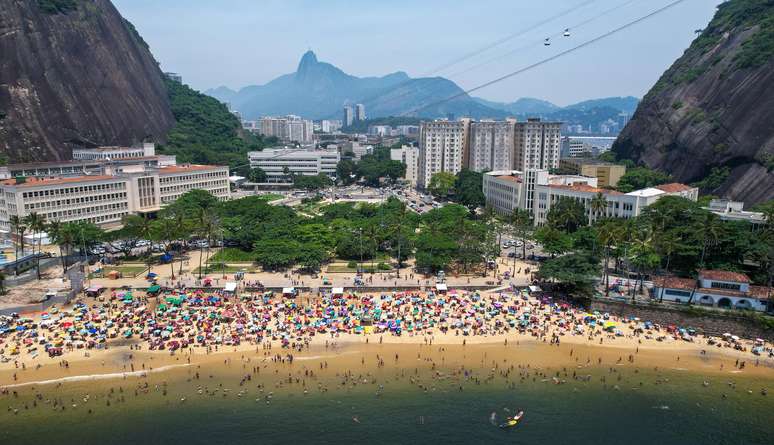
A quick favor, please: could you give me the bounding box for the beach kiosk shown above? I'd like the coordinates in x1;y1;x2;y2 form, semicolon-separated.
224;282;238;296
85;286;105;298
332;287;344;297
282;287;296;298
435;283;448;294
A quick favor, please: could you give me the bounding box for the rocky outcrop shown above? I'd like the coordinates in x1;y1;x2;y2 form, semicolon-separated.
613;0;774;206
0;0;175;162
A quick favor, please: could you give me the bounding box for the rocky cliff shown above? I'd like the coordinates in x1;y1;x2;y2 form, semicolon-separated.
0;0;175;162
613;0;774;206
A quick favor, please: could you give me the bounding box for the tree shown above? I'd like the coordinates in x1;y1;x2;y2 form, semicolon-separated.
254;239;301;271
547;197;586;233
596;219;622;298
510;208;533;272
151;216;183;279
336;160;357;185
454;169;485;213
538;253;600;296
294;173;332;191
24;212;46;279
427;172;456;199
123;214;154;265
47;220;73;275
534;227;573;257
9;215;24;275
248;167;267;183
589;192;608;224
616;167;671;193
628;226;659;298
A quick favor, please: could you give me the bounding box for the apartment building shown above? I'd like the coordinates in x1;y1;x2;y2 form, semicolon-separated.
483;169;698;225
72;143;156;161
417;120;470;189
256;116;314;143
248;148;340;182
513;118;562;171
390;145;419;186
0;158;230;231
467;120;517;172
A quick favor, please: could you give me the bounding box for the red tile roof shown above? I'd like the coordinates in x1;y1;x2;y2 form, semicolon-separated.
0;175;117;188
653;276;695;290
696;287;745;297
655;183;694;193
749;286;772;300
548;183;623;195
698;270;750;283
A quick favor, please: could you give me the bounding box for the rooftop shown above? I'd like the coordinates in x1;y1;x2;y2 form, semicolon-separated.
699;270;750;283
548;183;623;195
626;187;664;198
655;183;695;193
159;164;227;174
749;286;772;300
496;175;522;183
0;175;117;188
653;276;695;290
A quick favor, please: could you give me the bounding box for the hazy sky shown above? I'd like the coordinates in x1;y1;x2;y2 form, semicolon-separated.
113;0;722;106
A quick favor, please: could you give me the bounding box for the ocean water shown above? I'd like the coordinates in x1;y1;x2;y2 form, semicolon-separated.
2;364;772;445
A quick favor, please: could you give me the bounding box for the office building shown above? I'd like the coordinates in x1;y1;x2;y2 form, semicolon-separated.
512;118;562;171
248;148;340;182
558;159;626;188
483;169;697;225
0;160;229;231
321;120;343;134
72;143;156;161
467;120;517;172
417;120;469;189
390;145;419;186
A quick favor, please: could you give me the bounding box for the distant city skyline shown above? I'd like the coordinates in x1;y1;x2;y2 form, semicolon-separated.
114;0;722;106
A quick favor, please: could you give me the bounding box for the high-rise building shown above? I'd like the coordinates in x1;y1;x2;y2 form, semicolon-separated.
467;119;517;172
321;120;343;134
390;145;419;186
257;116;313;143
512;118;562;171
343;106;355;127
417;120;469;189
355;104;366;122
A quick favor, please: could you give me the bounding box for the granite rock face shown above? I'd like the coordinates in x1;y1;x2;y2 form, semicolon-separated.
0;0;175;162
613;0;774;206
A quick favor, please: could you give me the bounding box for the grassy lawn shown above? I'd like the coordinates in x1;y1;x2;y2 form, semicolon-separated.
209;248;255;263
327;263;392;273
258;193;285;202
92;265;148;278
194;265;258;274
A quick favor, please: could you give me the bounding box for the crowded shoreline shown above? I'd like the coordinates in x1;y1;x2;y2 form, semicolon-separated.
2;287;773;389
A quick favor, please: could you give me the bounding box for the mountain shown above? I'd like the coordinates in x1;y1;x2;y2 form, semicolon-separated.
613;0;774;206
206;51;506;120
204;86;238;104
565;96;640;115
0;0;175;162
472;97;560;115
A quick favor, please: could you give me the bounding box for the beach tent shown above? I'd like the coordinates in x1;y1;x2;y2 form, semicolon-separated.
436;283;448;293
332;287;344;296
147;284;161;295
224;282;237;293
282;287;296;297
528;285;542;293
85;286;105;297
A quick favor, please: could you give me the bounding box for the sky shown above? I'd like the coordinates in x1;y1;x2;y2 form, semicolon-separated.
113;0;723;106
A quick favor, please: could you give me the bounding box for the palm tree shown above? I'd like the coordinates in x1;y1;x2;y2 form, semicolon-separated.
0;271;5;294
47;220;66;274
510;208;533;275
697;212;723;267
589;192;607;225
24;212;45;279
9;215;22;275
597;219;620;298
152;217;181;279
629;226;658;299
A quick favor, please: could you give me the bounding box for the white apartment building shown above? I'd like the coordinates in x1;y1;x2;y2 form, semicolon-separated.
468;120;517;172
343;106;355;127
248;148;340;182
417;120;469;189
321;120;343;134
483;169;698;226
257;116;314;143
513;118;562;171
0;163;230;231
390;146;419;186
704;199;767;226
72;143;156;161
355;104;366;122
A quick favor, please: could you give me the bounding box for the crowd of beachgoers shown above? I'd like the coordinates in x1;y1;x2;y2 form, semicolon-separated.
1;287;771;369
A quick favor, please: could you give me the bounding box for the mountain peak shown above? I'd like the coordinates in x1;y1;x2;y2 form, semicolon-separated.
297;50;318;72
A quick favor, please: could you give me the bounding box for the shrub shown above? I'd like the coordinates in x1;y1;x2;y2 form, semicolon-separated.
377;262;391;271
347;261;357;269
